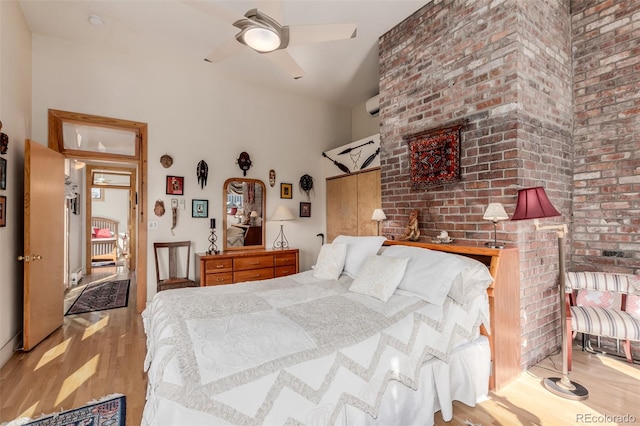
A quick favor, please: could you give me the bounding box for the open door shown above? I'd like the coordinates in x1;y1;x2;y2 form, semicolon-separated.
21;140;65;351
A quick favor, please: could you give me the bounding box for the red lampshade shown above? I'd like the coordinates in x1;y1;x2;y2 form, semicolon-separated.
511;186;561;220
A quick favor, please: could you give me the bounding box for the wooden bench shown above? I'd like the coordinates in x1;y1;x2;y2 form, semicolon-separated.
565;271;640;369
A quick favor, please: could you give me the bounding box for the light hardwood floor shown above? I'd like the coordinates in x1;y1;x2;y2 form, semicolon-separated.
1;271;639;425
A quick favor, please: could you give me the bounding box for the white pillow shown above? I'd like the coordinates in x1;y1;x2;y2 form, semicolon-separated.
332;235;386;278
348;255;409;302
381;245;489;306
312;243;347;280
447;255;494;304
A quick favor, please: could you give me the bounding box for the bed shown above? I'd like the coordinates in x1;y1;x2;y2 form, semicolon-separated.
142;238;520;425
91;216;119;264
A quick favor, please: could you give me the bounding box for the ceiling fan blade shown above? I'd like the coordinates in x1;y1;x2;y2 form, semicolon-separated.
263;50;304;79
287;23;357;46
180;0;243;25
257;1;284;24
204;38;245;63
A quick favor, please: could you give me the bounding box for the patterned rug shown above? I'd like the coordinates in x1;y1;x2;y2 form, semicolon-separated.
4;394;125;425
65;279;130;315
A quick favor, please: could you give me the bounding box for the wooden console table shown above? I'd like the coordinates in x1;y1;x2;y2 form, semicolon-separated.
196;248;299;286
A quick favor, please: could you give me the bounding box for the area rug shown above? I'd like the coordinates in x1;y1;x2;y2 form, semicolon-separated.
65;279;130;315
3;394;125;426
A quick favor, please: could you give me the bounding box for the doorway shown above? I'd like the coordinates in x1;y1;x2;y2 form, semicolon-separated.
48;109;148;313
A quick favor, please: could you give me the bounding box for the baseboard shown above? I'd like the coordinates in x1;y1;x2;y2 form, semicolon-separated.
0;331;22;368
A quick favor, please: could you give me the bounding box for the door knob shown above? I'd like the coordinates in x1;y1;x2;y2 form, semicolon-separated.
17;255;42;262
32;255;43;261
17;255;30;262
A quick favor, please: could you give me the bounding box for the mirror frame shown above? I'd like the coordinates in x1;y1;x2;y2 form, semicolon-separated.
222;178;266;251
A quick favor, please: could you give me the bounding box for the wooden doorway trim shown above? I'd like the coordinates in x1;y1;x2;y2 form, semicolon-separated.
48;109;148;313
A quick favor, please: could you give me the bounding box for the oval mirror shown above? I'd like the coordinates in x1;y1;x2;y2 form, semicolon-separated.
222;178;266;251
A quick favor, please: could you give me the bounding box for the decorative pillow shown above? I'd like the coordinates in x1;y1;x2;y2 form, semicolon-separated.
312;243;347;280
381;245;492;306
95;228;112;238
576;289;622;309
332;235;386;278
348;255;409;302
627;294;640;317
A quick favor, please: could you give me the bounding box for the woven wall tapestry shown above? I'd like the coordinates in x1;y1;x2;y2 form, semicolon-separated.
405;124;462;189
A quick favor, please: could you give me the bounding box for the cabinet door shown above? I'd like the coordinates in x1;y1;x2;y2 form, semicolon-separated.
357;169;380;236
326;174;358;242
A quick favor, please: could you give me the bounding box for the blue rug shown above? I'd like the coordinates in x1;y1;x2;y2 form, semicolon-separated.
5;394;125;426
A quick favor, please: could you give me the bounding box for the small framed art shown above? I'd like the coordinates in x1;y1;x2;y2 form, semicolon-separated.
0;157;6;190
280;183;292;199
166;176;184;195
91;188;104;200
300;202;311;218
192;199;208;218
0;196;6;227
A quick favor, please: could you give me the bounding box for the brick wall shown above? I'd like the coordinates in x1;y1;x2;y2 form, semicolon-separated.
379;0;574;367
571;0;640;275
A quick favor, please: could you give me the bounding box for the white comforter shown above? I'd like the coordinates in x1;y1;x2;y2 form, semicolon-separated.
142;271;490;425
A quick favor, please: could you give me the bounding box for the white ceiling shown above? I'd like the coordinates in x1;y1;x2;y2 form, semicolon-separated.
19;0;428;107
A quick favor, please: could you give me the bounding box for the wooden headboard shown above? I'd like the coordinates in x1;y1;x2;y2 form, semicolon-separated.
384;240;521;391
91;216;119;235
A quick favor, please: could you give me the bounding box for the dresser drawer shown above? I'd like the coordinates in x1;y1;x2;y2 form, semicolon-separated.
204;258;233;273
274;253;297;267
204;272;233;286
234;255;273;271
275;265;296;277
234;267;274;283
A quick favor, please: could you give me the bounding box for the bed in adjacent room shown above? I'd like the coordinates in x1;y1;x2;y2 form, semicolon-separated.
90;216;119;265
142;238;520;425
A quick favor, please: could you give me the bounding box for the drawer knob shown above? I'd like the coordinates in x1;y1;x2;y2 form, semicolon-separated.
215;264;224;269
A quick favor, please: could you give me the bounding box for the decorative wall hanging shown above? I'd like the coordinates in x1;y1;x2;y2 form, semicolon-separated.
196;160;208;189
0;157;6;190
160;154;173;168
0;196;5;227
361;147;380;170
269;169;276;187
300;202;311;218
280;183;292;199
154;200;166;217
192;199;208;218
171;199;178;234
0;121;8;155
237;151;252;176
338;140;373;170
322;152;350;174
400;209;420;241
299;174;314;200
405;124;462;189
166;176;184;195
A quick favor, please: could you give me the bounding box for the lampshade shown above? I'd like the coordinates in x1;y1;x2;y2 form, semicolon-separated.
270;205;294;221
511;186;561;220
371;209;387;221
250;210;258;218
482;203;509;222
242;27;281;52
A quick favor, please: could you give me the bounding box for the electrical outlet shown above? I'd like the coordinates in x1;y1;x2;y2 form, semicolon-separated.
179;199;186;210
148;221;158;230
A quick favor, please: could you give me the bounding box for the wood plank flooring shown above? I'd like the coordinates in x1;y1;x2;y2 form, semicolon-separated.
1;270;639;425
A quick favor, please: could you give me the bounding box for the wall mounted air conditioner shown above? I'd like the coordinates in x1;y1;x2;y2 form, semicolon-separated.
365;94;380;116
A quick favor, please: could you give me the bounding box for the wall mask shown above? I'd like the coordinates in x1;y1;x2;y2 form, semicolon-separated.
237;151;252;176
154;200;165;217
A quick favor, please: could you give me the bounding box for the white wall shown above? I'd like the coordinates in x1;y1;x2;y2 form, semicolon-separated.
30;35;351;303
0;0;31;367
351;99;380;141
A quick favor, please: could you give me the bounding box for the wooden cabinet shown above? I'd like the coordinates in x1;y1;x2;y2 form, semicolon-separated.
326;168;380;242
196;248;299;286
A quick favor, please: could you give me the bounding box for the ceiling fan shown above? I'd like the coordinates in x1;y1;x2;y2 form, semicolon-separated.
182;0;357;79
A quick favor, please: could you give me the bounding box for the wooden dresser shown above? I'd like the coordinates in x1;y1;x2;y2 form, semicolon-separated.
196;248;299;286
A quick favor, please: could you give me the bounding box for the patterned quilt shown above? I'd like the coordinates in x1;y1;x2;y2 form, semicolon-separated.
142;271;490;425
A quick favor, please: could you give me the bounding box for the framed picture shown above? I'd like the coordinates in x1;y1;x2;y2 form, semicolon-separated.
404;124;462;189
280;183;292;199
192;199;208;218
0;196;5;227
300;202;311;218
166;176;184;195
91;187;104;200
0;157;6;190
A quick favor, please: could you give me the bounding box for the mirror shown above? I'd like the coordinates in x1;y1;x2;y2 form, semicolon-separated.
223;178;266;251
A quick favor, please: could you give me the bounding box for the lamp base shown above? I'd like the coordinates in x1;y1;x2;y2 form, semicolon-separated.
543;377;588;400
485;242;504;249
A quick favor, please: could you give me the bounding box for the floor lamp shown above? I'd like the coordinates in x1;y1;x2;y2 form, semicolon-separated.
511;186;588;400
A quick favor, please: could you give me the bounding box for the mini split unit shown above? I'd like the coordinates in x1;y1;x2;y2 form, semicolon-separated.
365;94;380;116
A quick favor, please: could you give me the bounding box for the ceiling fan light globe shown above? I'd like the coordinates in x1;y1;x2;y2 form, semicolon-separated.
243;27;281;52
